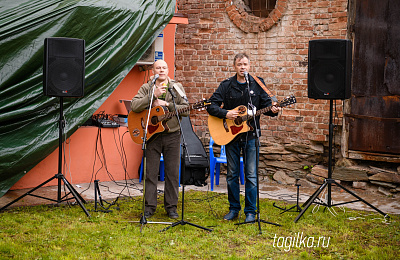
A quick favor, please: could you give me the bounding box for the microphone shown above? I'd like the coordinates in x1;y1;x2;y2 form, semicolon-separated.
151;74;159;85
168;87;177;98
243;71;249;83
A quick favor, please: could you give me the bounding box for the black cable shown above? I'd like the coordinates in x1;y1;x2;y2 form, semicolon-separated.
82;126;142;201
80;127;103;195
111;128;130;197
110;127;142;198
332;100;341;171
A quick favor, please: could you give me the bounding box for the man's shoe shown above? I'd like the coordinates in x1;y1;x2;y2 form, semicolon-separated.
168;211;179;219
245;213;256;223
223;211;238;221
143;211;153;218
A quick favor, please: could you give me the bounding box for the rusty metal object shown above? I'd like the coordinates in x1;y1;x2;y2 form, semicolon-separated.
347;0;400;157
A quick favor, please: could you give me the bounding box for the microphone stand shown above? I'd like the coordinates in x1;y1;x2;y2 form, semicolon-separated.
126;76;172;231
273;179;302;214
160;88;212;232
235;73;281;234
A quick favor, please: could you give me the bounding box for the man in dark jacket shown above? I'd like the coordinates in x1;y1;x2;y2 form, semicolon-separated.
207;53;280;222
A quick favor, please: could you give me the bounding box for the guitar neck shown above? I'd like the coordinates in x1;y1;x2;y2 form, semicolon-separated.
255;105;275;117
242;105;274;122
240;95;295;122
158;104;194;121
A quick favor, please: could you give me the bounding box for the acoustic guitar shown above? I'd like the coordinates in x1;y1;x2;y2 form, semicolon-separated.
208;95;296;145
128;99;210;144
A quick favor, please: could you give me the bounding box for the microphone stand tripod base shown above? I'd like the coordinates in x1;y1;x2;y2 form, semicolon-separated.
158;185;212;233
159;219;213;233
235;212;281;234
120;215;173;233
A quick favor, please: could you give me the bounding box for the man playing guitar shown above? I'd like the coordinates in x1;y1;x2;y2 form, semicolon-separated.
206;53;281;223
130;60;189;219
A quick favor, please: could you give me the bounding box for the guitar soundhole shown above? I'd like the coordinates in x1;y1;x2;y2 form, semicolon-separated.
150;116;158;125
234;117;243;125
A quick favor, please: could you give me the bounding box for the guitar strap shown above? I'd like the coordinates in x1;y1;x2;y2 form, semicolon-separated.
252;76;278;102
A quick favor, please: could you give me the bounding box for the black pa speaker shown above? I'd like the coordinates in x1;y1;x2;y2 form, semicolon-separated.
308;39;352;100
43;37;85;97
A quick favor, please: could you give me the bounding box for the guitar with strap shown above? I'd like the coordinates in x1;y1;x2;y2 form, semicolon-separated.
128;99;210;145
208;95;296;146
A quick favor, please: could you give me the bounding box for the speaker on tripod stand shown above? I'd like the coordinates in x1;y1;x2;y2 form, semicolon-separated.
308;39;352;100
294;39;387;222
0;37;90;217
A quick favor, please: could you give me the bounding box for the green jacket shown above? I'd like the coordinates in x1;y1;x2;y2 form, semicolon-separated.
130;78;189;133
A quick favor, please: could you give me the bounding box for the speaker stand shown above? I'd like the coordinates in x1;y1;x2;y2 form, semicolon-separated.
294;100;388;222
0;97;90;217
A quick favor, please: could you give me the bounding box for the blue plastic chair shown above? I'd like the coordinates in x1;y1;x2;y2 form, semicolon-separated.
139;154;165;182
209;137;244;191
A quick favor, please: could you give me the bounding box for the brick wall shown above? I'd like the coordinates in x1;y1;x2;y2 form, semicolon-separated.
175;0;349;145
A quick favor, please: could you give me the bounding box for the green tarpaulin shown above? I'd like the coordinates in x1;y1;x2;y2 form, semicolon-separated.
0;0;175;197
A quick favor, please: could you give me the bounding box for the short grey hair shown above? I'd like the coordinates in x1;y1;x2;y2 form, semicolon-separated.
233;53;249;65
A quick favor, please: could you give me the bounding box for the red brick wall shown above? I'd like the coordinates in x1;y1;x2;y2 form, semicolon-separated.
175;0;349;144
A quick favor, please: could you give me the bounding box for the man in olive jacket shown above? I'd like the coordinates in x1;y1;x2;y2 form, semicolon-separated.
131;60;189;219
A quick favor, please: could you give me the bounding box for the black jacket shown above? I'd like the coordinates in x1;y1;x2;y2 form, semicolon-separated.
207;74;277;139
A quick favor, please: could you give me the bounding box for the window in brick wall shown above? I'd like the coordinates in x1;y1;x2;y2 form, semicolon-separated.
248;0;276;18
228;0;286;33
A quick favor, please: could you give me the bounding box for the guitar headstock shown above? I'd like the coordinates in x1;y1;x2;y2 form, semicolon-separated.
278;95;296;108
191;98;211;110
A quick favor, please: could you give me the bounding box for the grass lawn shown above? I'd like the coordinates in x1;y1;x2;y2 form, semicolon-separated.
0;190;399;259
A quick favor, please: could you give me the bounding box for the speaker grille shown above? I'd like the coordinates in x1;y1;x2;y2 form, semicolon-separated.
308;39;352;100
312;61;344;96
43;38;85;97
